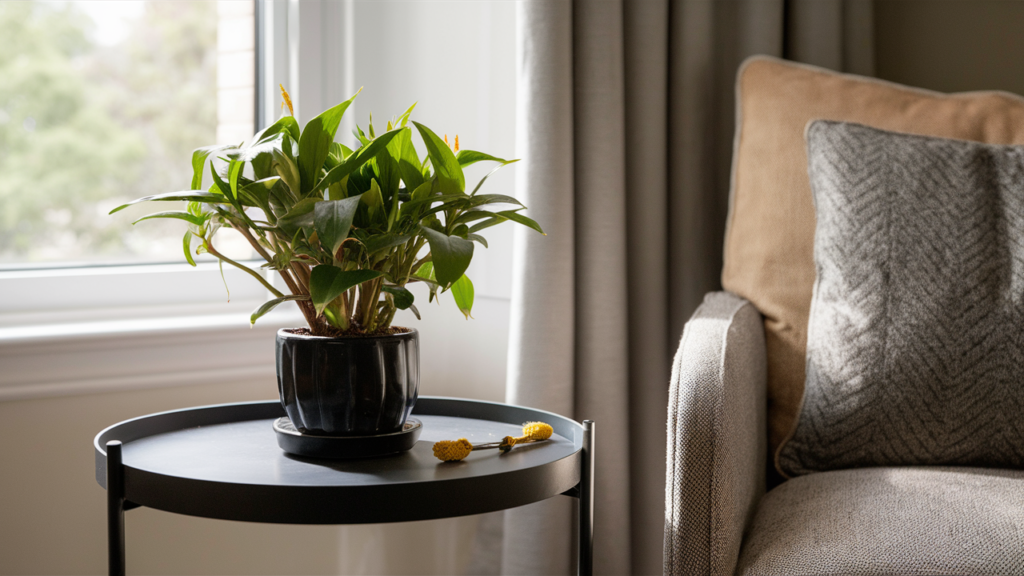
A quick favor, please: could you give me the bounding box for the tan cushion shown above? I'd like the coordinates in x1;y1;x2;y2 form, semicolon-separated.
736;467;1024;575
720;55;1024;471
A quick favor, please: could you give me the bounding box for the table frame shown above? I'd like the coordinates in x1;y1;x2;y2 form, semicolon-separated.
99;400;594;576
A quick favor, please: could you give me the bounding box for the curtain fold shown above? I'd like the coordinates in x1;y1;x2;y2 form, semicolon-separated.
502;1;576;573
623;1;671;572
503;1;873;574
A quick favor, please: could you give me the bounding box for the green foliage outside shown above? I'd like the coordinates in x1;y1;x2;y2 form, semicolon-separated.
115;90;544;336
0;1;218;265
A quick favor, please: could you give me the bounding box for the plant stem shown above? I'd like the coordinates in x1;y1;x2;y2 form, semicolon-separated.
204;241;285;298
236;225;274;263
289;261;311;292
408;248;430;281
261;236;317;327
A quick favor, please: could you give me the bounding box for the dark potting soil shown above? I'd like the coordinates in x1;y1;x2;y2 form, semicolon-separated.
286;326;413;338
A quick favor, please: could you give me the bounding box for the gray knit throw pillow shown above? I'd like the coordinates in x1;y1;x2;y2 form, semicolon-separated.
778;120;1024;477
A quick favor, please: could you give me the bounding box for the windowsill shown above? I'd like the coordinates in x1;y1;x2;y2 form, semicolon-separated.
0;303;305;403
0;258;512;403
0;307;305;345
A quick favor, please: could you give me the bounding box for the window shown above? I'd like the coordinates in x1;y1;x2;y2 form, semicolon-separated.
0;1;257;269
0;1;518;407
0;1;266;332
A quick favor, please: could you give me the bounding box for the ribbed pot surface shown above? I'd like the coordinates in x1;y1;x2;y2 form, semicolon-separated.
276;328;419;436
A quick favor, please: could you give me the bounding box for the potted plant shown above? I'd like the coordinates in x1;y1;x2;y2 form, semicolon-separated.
111;87;543;436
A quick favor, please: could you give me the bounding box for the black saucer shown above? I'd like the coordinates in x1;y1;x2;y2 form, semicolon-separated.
273;417;423;459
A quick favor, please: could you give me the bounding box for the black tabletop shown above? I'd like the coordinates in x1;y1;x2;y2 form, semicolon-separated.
95;397;584;524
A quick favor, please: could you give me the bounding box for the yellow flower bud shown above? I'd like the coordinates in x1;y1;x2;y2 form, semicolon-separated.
280;84;294;117
454;135;460;152
433;438;473;462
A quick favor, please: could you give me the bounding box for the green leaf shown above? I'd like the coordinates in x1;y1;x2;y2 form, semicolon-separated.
362;179;384;221
396;102;417;127
363;233;412;255
467;216;503;234
455;150;516;168
182;231;196;267
256;114;300;143
272;146;301;197
408;303;421;320
209;163;261;232
325;174;347;201
240;176;281;215
412;122;465;194
109;191;227;214
391;128;424;191
227;131;285;163
419;226;474;289
334;142;353;160
191;145;232;190
410;180;433;202
466;210;546;235
309;265;383;315
414;261;434;281
467;233;488;248
382;285;414;309
250;295;310;325
315;128;406;192
451;274;474;319
375;143;402;206
353;125;370;147
298;88;361;193
453;210;497;225
277;197;321;236
469;161;520;196
314;193;363;258
413;261;438;303
243;176;281;193
326;142;352;169
133;211;207;227
399;192;467;218
469;194;524;208
228;160;244;199
496;210;546;235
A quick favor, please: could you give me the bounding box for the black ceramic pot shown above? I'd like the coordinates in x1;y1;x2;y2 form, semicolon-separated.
275;328;419;436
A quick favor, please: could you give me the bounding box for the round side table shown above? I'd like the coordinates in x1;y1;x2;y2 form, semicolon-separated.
94;397;594;576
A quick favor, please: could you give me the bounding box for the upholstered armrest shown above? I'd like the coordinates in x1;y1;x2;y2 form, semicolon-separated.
664;292;767;576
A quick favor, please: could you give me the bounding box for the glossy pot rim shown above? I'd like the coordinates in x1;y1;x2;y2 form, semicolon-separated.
276;327;418;342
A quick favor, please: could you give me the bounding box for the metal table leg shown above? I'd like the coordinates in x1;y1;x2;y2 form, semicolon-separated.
107;440;126;576
579;420;594;576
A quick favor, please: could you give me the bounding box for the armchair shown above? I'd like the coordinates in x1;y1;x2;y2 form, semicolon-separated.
663;56;1024;575
665;292;1024;575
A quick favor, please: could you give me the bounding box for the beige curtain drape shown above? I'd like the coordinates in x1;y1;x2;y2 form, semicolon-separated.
497;1;873;575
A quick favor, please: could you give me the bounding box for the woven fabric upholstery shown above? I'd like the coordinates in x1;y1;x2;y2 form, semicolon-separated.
778;121;1024;476
664;292;766;576
737;467;1024;575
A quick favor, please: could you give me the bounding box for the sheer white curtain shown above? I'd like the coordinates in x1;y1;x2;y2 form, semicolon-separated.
501;1;873;574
